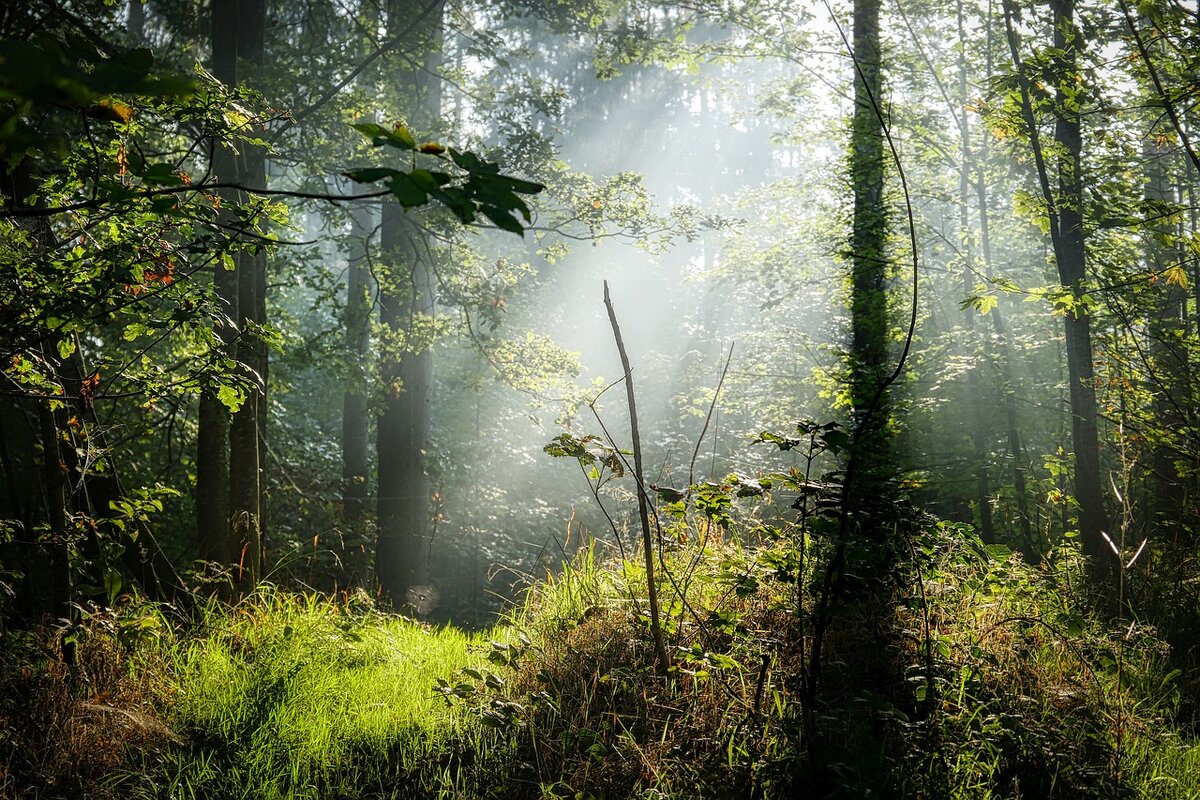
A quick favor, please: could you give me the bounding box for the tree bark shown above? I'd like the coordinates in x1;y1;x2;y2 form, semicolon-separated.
375;0;443;606
848;0;889;486
1049;0;1106;572
1002;0;1106;572
376;211;434;604
342;203;373;525
199;0;268;591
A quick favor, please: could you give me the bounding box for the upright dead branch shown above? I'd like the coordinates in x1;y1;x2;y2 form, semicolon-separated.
602;280;669;673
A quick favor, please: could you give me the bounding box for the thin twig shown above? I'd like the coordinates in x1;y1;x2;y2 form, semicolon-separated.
689;343;735;488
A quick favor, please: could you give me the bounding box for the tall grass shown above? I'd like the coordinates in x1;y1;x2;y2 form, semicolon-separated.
1;587;510;800
66;587;495;800
6;529;1200;799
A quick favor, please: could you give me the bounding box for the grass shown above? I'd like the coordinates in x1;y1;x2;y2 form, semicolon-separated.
0;588;499;800
154;587;496;799
3;523;1200;799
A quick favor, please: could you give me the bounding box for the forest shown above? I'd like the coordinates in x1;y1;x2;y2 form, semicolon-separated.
3;0;1200;797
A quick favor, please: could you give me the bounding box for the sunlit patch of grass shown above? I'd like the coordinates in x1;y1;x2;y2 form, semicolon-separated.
82;587;497;800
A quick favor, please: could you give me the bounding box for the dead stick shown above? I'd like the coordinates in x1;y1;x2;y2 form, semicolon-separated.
602;280;669;673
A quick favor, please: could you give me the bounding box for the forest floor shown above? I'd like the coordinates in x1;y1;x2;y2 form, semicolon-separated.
3;524;1200;799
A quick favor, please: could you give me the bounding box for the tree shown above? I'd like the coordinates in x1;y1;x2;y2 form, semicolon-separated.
0;7;249;609
373;0;444;606
1000;0;1106;574
847;0;891;491
196;0;269;592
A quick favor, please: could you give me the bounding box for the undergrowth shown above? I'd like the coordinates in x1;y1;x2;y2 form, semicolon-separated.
2;523;1199;799
0;588;500;800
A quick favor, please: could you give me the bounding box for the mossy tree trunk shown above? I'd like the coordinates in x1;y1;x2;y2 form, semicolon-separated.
847;0;890;489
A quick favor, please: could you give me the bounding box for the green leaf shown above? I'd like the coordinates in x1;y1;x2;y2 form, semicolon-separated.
215;384;245;413
984;544;1012;560
385;173;431;208
139;162;184;186
961;293;998;315
104;570;123;605
350;122;416;150
430;186;474;222
448;148;500;175
350;122;390;139
480;205;525;235
653;485;687;503
343;167;399;183
391;123;417;149
489;174;544;195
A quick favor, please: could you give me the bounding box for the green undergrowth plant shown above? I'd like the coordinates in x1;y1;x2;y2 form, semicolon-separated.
461;535;804;800
0;588;508;800
452;510;1200;799
0;601;178;800
148;586;501;800
890;532;1200;799
4;522;1200;799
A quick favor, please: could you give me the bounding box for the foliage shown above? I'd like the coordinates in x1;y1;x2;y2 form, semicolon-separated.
4;510;1200;798
0;590;503;800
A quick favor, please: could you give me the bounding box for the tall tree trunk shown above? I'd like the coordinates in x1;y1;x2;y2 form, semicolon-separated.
376;213;435;604
229;0;267;588
127;0;145;41
375;0;443;606
1002;0;1106;572
35;352;70;620
199;0;268;591
848;0;889;486
342;0;381;535
957;0;994;543
1049;0;1106;572
342;203;373;526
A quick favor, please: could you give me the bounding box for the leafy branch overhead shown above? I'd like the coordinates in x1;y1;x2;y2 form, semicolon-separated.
344;122;544;235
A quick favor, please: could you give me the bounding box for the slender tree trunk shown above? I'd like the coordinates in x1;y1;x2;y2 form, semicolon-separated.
1002;0;1106;572
1049;0;1106;571
127;0;145;41
342;203;373;525
36;360;70;620
199;0;267;591
376;211;434;603
848;0;889;486
375;0;443;605
957;0;994;542
231;0;267;588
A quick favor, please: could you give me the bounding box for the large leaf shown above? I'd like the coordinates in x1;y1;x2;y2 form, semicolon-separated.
384;172;431;208
480;206;525;236
344;167;400;183
351;122;416;150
